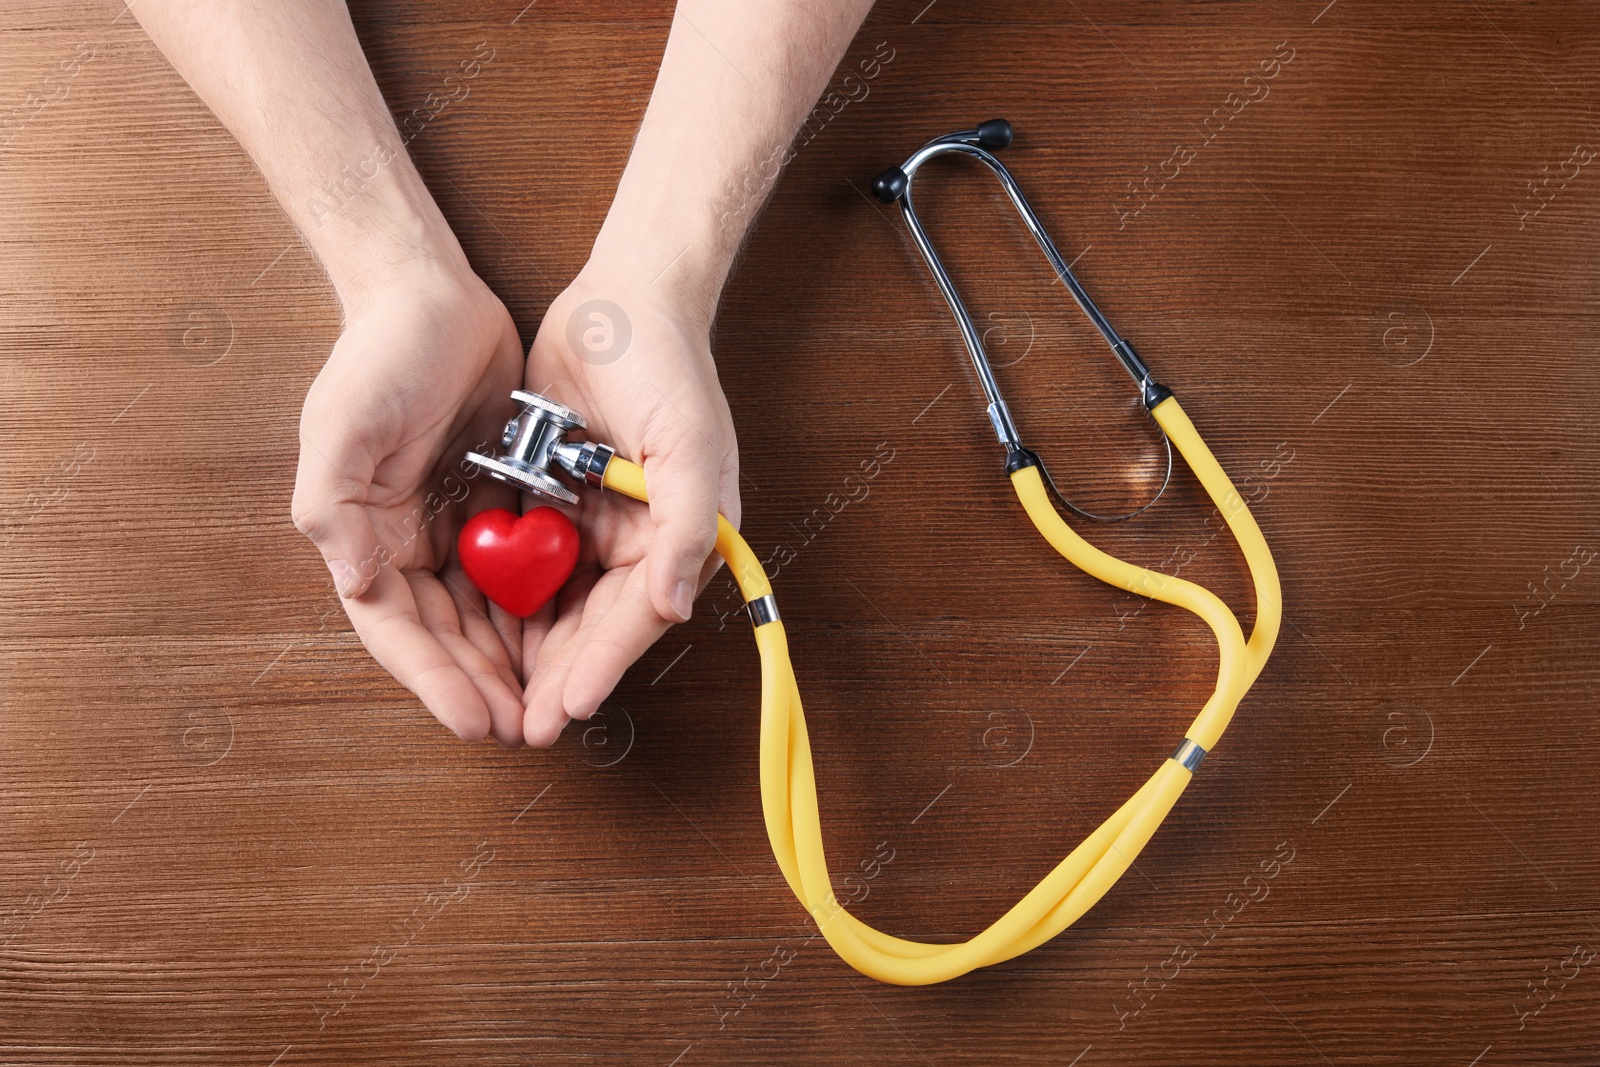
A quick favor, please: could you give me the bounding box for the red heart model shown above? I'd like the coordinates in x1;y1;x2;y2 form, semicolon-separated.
457;507;580;618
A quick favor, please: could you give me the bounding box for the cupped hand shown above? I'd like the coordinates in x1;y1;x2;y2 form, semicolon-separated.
291;263;529;747
519;269;741;746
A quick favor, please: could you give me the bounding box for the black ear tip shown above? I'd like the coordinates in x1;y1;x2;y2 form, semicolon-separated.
871;166;909;203
976;118;1013;149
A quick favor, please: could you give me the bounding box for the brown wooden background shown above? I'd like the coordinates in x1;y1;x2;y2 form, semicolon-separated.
4;1;1599;1064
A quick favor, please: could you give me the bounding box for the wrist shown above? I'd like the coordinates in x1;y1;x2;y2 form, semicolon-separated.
326;223;477;320
587;174;738;331
586;223;728;333
291;151;475;317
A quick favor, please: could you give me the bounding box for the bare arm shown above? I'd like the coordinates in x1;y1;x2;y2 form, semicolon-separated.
521;0;877;742
593;0;879;317
133;0;460;305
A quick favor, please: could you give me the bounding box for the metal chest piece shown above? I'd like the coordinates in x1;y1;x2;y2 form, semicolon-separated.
464;390;614;506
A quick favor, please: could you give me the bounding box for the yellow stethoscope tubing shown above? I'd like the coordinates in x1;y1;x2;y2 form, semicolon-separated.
599;393;1280;985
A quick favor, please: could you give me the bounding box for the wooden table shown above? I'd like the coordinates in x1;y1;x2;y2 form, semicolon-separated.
4;1;1597;1063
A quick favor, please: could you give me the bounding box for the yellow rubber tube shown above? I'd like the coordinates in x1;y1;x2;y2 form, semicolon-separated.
600;395;1280;985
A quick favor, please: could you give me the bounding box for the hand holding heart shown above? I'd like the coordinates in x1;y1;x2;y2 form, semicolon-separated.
292;267;530;749
299;265;739;753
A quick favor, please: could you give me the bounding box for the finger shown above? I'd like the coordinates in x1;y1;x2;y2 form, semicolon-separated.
641;441;722;624
517;594;558;688
438;564;521;691
559;558;673;722
707;447;744;584
415;572;526;749
520;561;599;693
291;428;384;600
522;591;606;746
719;442;744;532
523;567;628;747
486;599;523;681
438;569;525;733
340;562;492;742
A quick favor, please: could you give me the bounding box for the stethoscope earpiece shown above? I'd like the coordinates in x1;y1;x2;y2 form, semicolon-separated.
871;117;1013;204
974;117;1014;149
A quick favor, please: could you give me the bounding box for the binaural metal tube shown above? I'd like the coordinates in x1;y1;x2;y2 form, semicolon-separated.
878;124;1170;418
872;119;1174;522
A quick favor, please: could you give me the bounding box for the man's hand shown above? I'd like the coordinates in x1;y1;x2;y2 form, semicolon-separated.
519;271;740;746
516;0;876;744
134;0;536;744
293;264;528;746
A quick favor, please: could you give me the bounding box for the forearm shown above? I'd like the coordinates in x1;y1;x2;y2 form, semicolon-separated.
133;0;467;312
589;0;876;322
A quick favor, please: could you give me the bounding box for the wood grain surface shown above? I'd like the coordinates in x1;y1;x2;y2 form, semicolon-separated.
4;1;1599;1064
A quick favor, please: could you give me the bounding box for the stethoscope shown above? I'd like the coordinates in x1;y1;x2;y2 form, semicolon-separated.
465;120;1281;986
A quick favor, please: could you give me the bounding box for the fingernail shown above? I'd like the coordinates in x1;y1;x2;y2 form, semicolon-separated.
327;558;356;598
569;700;596;721
669;579;694;622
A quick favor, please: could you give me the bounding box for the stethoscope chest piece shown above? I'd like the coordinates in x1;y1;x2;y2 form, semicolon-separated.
465;389;615;507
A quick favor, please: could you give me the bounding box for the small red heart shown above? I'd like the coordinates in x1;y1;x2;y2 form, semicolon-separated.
458;507;579;618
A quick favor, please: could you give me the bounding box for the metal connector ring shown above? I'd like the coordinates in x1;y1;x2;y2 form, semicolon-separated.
746;594;781;628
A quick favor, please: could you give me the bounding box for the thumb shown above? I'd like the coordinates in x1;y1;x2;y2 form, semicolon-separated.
291;434;385;600
641;442;722;623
